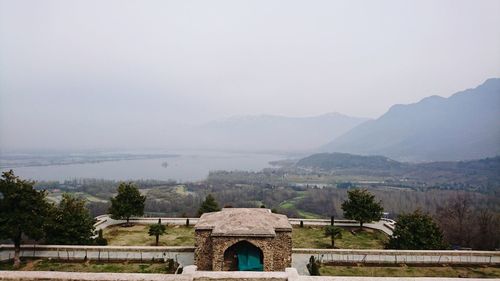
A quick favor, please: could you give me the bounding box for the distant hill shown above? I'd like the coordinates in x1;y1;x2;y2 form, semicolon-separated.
294;152;500;191
297;152;404;170
321;78;500;162
197;113;369;152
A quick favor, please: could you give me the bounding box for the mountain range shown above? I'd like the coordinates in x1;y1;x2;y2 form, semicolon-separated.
321;78;500;162
197;113;369;152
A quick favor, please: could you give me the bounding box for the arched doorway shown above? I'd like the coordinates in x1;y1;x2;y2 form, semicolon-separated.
223;241;264;271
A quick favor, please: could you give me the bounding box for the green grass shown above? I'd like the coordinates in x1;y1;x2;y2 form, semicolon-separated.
103;224;385;249
103;224;194;246
278;193;322;219
320;264;500;278
0;259;170;273
292;226;388;249
296;210;322;219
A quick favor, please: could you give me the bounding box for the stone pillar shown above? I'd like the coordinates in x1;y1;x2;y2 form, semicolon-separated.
272;231;292;271
194;230;213;270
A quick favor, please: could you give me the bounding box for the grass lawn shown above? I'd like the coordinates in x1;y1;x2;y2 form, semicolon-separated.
103;224;386;249
0;259;171;273
279;193;322;219
103;224;194;246
292;226;388;249
320;264;500;278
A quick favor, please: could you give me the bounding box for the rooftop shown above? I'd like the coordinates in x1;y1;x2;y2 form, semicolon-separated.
194;208;292;237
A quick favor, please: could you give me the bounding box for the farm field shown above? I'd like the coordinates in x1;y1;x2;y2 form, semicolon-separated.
319;264;500;278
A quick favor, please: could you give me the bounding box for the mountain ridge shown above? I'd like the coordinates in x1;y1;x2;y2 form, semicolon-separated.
197;112;370;152
321;78;500;162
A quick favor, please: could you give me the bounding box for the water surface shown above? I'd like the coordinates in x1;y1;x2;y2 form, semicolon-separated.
1;151;283;182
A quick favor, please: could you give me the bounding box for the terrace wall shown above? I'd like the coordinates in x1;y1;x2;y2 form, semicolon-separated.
2;244;498;275
0;267;497;281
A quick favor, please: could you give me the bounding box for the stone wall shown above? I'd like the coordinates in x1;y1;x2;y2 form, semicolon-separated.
194;230;212;271
0;267;494;281
0;245;195;266
272;231;292;270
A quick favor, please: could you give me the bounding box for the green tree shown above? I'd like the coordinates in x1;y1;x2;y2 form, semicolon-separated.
95;229;108;245
341;189;383;229
324;225;342;248
197;194;220;216
387;210;447;250
45;193;96;245
109;182;146;226
0;170;51;268
306;255;320;276
148;223;167;246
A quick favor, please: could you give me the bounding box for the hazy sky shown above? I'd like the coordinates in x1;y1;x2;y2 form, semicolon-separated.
1;0;500;151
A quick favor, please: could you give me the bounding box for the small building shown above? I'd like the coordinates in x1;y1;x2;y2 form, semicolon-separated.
194;208;292;271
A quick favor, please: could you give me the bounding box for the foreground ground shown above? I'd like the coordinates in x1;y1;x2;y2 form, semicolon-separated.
320;265;500;278
103;224;387;249
0;260;171;273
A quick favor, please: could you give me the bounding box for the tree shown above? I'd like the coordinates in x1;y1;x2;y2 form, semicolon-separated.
45;193;95;245
197;194;220;216
472;209;500;250
387;210;447;250
95;229;108;245
109;182;146;225
148;220;166;246
0;170;51;268
436;193;473;248
341;189;383;229
306;255;320;276
324;225;342;248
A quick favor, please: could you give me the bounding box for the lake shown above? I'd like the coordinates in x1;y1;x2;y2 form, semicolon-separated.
0;151;285;182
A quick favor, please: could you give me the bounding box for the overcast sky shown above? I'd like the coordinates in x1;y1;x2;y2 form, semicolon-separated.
1;0;499;151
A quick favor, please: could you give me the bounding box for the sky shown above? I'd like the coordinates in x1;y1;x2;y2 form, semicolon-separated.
1;0;500;151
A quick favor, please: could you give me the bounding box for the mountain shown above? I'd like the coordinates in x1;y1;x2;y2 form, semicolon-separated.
197;113;369;153
297;152;405;171
321;78;500;162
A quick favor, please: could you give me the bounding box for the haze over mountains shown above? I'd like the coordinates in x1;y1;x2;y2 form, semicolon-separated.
197;113;369;153
321;78;500;162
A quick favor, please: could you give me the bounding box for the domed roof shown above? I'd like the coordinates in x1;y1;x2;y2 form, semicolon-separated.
195;208;292;237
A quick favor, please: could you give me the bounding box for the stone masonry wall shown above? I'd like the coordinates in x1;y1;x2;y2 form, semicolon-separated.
194;230;292;272
194;230;212;271
272;231;292;270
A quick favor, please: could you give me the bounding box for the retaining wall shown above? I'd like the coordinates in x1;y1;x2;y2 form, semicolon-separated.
292;249;500;271
2;244;498;270
0;266;495;281
0;245;195;267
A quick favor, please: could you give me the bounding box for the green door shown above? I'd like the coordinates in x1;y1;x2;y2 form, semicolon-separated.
237;245;263;271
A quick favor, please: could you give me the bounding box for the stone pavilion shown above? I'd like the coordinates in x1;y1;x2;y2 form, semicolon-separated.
194;208;292;271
